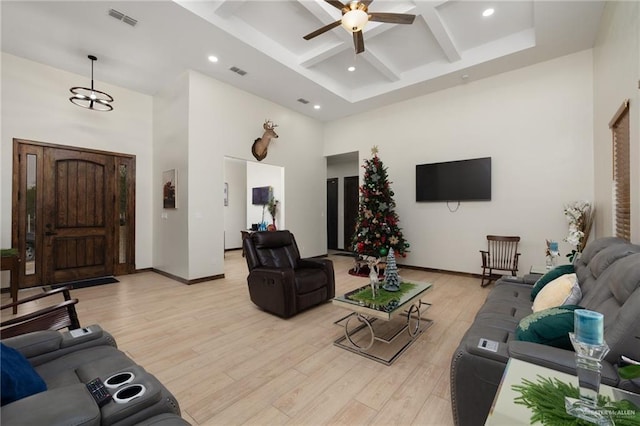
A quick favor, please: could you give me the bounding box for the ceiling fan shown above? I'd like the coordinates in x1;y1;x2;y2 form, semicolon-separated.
303;0;416;54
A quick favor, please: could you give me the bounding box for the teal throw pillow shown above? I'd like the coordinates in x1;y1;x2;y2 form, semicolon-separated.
530;264;575;301
1;343;47;406
515;305;583;350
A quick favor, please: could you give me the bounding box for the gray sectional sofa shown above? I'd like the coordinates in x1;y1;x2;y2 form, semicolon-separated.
450;237;640;425
1;325;189;426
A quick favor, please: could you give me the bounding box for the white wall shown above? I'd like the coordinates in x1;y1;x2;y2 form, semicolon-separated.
223;157;247;250
152;72;190;279
1;53;154;286
593;1;640;243
324;51;595;274
169;70;325;280
327;155;359;249
246;162;284;229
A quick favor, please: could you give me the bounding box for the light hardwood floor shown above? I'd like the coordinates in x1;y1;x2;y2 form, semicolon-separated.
1;251;492;425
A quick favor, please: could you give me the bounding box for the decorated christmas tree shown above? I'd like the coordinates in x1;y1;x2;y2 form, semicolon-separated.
351;146;409;260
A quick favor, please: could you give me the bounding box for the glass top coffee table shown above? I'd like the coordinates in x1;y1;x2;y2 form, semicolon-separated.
332;281;433;365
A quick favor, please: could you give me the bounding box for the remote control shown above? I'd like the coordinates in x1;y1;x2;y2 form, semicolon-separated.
86;378;112;407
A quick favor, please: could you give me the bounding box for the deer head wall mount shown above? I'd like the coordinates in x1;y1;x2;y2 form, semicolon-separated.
251;120;279;161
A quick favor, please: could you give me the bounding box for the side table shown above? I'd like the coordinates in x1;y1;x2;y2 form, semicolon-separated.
485;358;640;425
1;253;21;314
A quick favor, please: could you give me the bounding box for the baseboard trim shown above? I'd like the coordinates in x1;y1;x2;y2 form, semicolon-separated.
396;263;483;280
135;267;154;273
151;268;224;285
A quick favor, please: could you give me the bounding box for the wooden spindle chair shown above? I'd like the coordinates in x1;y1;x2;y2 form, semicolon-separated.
480;235;521;287
1;286;80;339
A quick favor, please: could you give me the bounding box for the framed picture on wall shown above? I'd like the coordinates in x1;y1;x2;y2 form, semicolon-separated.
224;182;229;206
163;169;177;209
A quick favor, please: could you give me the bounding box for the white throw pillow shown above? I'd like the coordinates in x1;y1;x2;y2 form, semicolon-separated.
532;273;581;312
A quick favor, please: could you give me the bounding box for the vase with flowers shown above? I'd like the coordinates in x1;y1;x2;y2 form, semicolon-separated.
545;239;560;269
563;201;595;263
267;196;279;230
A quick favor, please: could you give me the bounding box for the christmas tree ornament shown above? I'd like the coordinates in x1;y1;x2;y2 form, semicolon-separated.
379;247;388;256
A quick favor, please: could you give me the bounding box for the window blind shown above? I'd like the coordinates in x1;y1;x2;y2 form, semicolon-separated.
609;99;630;241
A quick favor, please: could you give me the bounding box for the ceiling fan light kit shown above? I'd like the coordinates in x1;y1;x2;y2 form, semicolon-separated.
342;8;368;32
304;0;416;55
69;55;114;111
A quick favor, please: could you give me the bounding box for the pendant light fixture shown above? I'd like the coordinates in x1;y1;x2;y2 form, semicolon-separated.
69;55;114;111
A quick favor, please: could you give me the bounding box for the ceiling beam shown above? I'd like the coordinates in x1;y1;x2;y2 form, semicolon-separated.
299;43;350;68
361;49;400;82
414;2;461;63
213;0;247;18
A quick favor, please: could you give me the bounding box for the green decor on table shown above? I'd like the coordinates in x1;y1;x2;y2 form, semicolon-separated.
512;375;640;426
1;248;18;257
348;281;415;311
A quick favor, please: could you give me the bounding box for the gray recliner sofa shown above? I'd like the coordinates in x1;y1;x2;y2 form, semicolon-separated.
450;237;640;426
1;325;189;426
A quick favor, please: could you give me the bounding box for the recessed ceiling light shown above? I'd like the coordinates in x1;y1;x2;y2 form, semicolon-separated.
208;55;219;63
313;105;321;110
348;66;356;72
482;8;494;17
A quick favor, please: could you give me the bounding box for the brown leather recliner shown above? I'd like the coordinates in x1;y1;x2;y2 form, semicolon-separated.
243;230;335;318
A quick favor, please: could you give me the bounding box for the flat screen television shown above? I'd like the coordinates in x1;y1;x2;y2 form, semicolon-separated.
416;157;491;202
252;186;271;205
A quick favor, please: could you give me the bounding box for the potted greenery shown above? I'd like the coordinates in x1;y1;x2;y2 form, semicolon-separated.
267;196;279;230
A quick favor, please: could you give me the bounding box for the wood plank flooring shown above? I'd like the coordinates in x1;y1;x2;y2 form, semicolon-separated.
1;251;492;425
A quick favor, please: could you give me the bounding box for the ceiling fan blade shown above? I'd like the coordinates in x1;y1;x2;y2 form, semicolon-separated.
353;31;365;54
369;12;416;25
361;0;374;6
303;20;342;40
324;0;346;11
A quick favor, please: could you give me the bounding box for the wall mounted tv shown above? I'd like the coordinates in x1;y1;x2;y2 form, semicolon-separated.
252;186;271;205
416;157;491;202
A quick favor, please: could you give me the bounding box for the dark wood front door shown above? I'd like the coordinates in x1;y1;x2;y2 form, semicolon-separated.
43;148;115;284
343;176;359;251
12;140;135;287
327;178;338;250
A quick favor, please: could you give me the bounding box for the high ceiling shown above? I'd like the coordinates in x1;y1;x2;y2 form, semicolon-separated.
1;1;605;121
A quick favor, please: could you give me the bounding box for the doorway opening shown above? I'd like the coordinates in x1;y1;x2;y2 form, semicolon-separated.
326;152;359;253
223;156;285;254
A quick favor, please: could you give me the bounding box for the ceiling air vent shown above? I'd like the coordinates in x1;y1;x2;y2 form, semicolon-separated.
108;9;138;27
229;66;247;76
297;98;310;104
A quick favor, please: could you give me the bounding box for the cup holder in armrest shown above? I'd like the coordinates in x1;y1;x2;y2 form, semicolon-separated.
113;384;146;404
105;371;135;389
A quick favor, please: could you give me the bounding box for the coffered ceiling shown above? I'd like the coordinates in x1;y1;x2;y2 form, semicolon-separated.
1;1;605;121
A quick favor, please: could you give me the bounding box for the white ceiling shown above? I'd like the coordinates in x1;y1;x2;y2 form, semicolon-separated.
1;1;605;122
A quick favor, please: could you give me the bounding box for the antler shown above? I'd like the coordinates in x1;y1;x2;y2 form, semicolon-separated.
264;119;278;130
